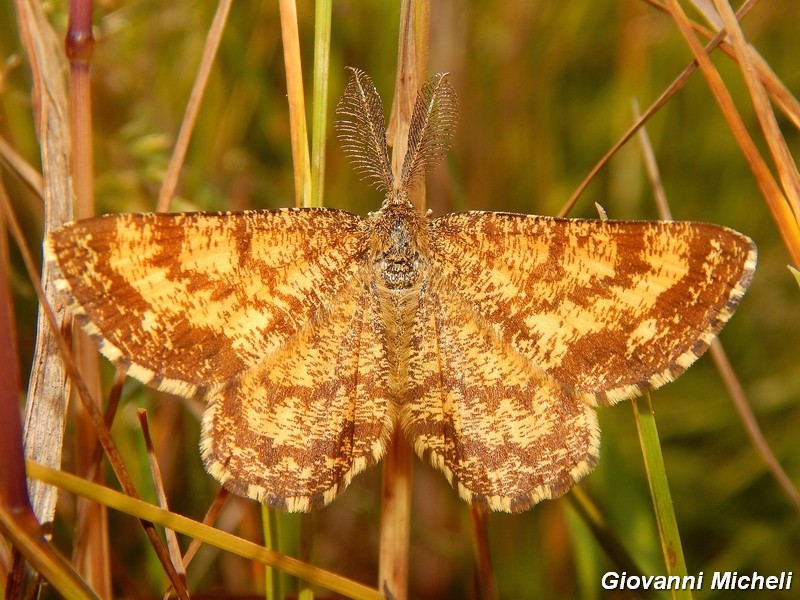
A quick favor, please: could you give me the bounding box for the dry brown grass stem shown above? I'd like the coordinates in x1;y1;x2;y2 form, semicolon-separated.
645;0;800;130
162;489;231;600
156;0;233;213
665;0;800;266
279;0;312;207
15;0;74;535
712;0;800;223
66;1;111;592
0;136;44;198
469;504;497;600
137;409;188;588
709;342;800;513
377;3;430;598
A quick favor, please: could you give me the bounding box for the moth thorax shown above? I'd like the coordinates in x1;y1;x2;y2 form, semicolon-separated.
375;216;424;290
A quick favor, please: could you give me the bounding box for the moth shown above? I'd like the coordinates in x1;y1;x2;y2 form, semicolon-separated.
45;68;756;512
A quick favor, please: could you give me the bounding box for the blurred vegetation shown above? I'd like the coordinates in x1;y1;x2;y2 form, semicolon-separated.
1;0;799;598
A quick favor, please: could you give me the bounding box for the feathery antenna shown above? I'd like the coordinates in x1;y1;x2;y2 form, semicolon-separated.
336;68;458;196
335;68;394;191
399;73;458;191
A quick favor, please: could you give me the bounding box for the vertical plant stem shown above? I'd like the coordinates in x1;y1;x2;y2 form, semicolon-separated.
14;0;77;594
298;512;315;600
379;430;413;600
631;394;691;600
309;0;332;208
0;186;41;599
0;187;27;516
16;0;74;537
379;3;430;599
294;3;335;597
261;504;280;600
279;0;312;207
66;0;94;219
468;505;497;600
65;1;112;594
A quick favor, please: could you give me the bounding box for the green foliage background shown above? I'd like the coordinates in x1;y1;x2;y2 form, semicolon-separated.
1;1;798;598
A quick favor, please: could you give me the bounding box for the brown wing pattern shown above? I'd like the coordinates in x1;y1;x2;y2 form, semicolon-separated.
402;274;600;512
201;272;394;511
45;209;365;398
429;213;757;405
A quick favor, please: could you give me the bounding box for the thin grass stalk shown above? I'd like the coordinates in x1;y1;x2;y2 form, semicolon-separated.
664;0;800;266
15;0;74;538
561;0;757;218
275;3;335;596
709;342;800;512
0;135;44;197
138;410;187;589
66;1;113;593
260;504;279;600
644;0;800;130
377;3;430;599
711;0;800;222
74;370;126;487
566;489;645;579
27;461;385;600
0;189;25;518
279;0;312;207
66;0;94;218
0;184;41;598
468;505;497;600
285;3;334;595
631;395;691;599
631;109;688;597
632;98;672;220
156;0;233;213
387;0;430;192
309;0;332;208
298;512;315;600
379;430;413;600
162;489;230;600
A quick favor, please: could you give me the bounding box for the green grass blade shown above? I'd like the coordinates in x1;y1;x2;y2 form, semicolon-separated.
631;394;692;600
309;0;333;208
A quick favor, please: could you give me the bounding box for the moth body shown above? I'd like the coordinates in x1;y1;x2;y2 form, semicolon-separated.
43;68;757;512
